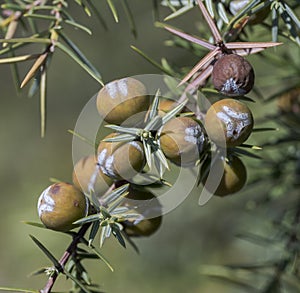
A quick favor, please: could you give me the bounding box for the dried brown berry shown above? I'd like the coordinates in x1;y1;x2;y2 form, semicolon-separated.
201;154;247;196
97;133;145;180
72;155;114;196
37;182;89;231
205;98;253;147
96;77;150;125
159;116;207;166
122;188;162;237
212;54;255;96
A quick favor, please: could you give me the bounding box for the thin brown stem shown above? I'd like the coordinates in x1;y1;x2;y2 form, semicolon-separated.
40;223;91;293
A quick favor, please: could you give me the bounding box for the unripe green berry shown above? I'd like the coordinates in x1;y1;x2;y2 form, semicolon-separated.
201;155;247;196
72;155;114;196
159;116;207;166
96;77;150;125
205;99;253;147
123;188;162;237
97;133;145;180
37;182;89;231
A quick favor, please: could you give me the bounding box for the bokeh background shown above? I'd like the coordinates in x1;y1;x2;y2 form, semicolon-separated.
0;1;298;292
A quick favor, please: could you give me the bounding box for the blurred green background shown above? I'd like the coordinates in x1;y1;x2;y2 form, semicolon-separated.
0;1;297;292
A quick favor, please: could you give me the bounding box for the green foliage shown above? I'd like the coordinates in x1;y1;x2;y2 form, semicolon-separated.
1;1;300;293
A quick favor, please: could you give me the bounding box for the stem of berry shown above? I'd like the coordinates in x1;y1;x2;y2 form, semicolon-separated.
40;223;91;293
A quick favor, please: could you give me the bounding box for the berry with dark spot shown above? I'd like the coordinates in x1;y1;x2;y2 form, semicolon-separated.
37;182;89;231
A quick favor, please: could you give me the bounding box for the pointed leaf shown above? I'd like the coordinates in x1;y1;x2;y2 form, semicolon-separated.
74;214;101;225
29;235;61;270
0;37;51;44
23;13;57;21
226;42;282;50
3;20;18;47
239;144;262;150
105;224;112;237
227;0;261;28
272;7;279;43
232;47;268;56
90;190;101;211
64;19;92;35
22;221;45;228
102;183;129;205
0;54;39;64
233;147;262;159
104;124;140;135
28;71;41;98
196;0;222;43
102;133;136;142
100;225;109;247
20;52;48;88
179;48;219;85
89;221;100;246
153;155;165;179
131;45;175;76
162;99;188;125
0;288;38;293
106;0;119;22
154;149;169;170
161;58;176;76
28;267;50;277
143;139;152;169
218;2;229;24
63;270;90;293
110;206;131;215
112;225;126;248
68;129;95;147
147;89;160;122
279;5;300;46
164;3;194;21
205;0;214;18
56;42;103;85
107;192;128;214
144;115;163;131
74;0;92;16
40;66;47;137
9;52;21;93
283;2;300;30
121;0;137;37
86;0;108;29
87;243;114;271
163;24;216;50
58;30;101;79
185;64;213;90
